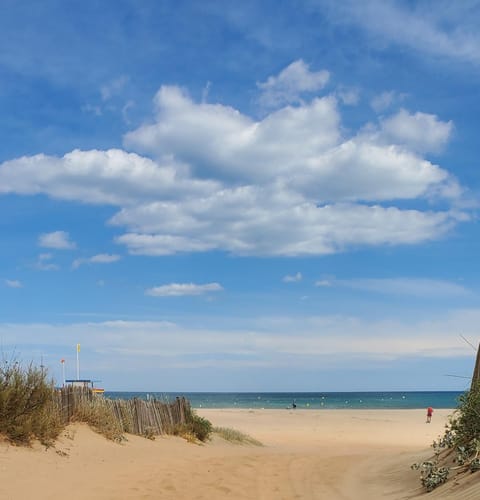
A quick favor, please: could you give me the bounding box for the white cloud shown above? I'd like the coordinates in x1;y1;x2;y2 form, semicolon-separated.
325;1;480;66
5;279;22;288
283;272;302;283
72;253;121;269
0;149;217;205
201;81;212;103
291;140;453;201
124;85;454;200
112;198;458;257
145;282;223;297
82;103;103;116
380;109;453;154
0;64;466;257
115;233;215;256
101;75;129;101
89;254;121;264
336;86;359;105
38;231;76;250
34;253;59;271
257;59;330;108
121;99;135;124
1;310;479;374
125;86;341;184
334;277;469;298
315;279;332;287
370;91;397;112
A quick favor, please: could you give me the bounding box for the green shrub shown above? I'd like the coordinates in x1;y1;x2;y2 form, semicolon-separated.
0;361;63;445
411;461;449;492
189;413;212;442
173;411;213;443
413;381;480;491
449;384;480;446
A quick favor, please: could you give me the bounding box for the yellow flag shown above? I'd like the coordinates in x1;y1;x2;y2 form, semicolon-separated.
77;343;81;353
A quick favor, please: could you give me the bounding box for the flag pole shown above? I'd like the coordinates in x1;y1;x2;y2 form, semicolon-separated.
76;344;80;380
61;359;65;387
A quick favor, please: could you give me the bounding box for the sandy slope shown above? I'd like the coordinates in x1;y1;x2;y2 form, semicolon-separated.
0;409;475;499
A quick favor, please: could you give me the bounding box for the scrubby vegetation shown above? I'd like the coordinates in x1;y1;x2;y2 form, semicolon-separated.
173;411;213;442
71;396;124;442
0;360;63;445
0;360;125;444
412;381;480;491
0;359;216;446
188;412;213;441
213;426;262;446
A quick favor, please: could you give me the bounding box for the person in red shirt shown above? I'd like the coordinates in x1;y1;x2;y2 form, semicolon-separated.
426;406;433;423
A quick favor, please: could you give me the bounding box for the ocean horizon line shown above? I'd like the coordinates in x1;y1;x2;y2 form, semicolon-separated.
102;390;464;410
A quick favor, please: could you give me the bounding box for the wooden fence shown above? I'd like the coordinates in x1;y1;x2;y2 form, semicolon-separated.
56;386;191;436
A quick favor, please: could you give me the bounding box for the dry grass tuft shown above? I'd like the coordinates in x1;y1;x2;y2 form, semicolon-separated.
72;397;124;442
213;426;263;446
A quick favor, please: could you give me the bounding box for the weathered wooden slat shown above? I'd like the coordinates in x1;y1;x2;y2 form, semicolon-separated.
55;387;191;437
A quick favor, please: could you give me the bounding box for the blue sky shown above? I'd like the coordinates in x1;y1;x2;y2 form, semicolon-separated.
1;0;479;391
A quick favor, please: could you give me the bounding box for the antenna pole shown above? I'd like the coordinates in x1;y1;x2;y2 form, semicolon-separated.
460;334;477;351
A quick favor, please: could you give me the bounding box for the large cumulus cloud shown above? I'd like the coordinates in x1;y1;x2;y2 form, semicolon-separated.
0;61;464;257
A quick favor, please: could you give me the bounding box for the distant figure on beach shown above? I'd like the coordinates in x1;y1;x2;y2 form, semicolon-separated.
426;406;433;423
292;400;297;409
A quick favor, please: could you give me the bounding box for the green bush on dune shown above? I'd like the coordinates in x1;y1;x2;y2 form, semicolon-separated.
412;381;480;491
173;411;213;442
0;360;63;445
189;413;213;441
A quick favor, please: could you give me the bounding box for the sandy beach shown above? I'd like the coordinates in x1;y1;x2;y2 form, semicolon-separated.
1;408;478;500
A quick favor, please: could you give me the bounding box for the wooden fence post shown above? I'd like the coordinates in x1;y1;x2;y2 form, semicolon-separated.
471;343;480;390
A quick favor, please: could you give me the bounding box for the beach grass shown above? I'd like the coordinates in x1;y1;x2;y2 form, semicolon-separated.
213;426;263;446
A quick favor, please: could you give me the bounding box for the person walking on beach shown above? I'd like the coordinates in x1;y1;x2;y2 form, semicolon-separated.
426;406;433;423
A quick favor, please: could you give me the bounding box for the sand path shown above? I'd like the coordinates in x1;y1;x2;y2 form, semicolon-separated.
1;408;473;499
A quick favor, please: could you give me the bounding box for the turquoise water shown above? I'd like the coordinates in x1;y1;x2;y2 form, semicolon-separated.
104;391;462;410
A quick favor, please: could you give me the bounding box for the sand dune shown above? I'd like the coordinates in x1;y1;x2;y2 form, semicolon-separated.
0;408;476;499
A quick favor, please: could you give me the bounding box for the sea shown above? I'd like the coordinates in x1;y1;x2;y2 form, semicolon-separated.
103;391;463;410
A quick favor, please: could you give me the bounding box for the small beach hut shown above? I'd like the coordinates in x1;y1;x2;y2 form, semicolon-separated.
64;379;105;394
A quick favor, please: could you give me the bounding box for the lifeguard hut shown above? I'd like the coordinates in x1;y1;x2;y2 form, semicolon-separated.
64;378;104;394
62;344;105;394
